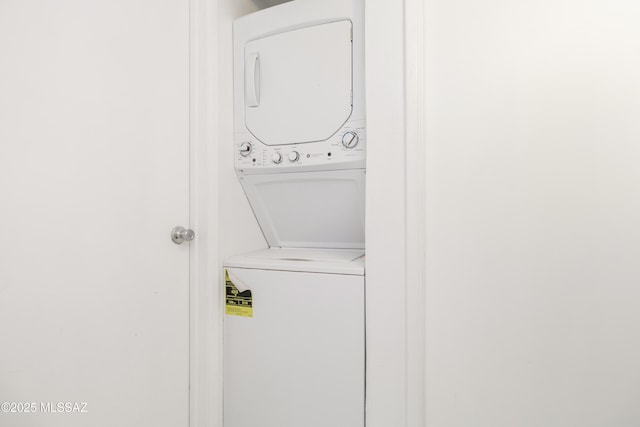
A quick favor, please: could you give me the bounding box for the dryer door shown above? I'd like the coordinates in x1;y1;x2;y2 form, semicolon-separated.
244;20;353;146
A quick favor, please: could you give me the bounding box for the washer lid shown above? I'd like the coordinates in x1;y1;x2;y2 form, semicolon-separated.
244;20;353;146
225;248;365;275
239;169;365;249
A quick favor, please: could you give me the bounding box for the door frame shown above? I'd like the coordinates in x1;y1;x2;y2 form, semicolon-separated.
189;0;222;426
362;1;426;426
404;0;427;425
188;0;427;426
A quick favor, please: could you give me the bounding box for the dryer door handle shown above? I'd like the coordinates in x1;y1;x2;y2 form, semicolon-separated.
246;52;260;107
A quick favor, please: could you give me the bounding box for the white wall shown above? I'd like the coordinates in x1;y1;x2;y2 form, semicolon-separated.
186;1;271;426
421;0;640;425
211;5;267;427
365;1;410;426
217;0;268;260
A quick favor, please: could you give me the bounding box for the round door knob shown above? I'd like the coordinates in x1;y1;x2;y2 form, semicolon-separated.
171;226;195;244
272;152;282;164
288;151;300;162
239;142;252;157
342;131;359;149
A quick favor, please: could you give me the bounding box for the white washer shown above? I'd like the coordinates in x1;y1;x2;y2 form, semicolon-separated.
223;249;365;427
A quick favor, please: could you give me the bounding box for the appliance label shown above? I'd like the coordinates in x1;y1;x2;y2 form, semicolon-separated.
225;270;253;317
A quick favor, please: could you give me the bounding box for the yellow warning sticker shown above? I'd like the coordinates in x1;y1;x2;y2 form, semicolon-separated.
225;270;253;317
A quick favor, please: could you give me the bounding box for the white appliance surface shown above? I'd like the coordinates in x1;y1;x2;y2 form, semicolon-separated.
223;266;365;427
234;0;365;173
244;20;352;146
225;248;365;275
240;169;366;249
235;118;365;174
227;3;366;425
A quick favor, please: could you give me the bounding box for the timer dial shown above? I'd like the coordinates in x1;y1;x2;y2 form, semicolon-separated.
288;151;300;162
341;131;359;149
239;142;252;157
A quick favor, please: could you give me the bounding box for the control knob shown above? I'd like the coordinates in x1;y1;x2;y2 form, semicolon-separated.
239;142;252;157
341;131;359;149
271;152;283;164
288;151;300;162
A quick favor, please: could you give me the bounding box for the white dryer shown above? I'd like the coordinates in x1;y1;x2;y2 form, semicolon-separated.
225;0;366;426
233;0;366;250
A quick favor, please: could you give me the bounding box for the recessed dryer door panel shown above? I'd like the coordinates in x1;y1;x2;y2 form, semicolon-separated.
244;20;353;146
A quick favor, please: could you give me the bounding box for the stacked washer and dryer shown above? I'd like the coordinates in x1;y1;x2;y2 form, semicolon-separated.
223;0;366;426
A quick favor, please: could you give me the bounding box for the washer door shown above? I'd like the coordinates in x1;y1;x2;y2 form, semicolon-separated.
244;20;353;146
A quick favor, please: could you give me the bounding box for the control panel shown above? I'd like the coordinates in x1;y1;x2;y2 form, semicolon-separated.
235;120;366;174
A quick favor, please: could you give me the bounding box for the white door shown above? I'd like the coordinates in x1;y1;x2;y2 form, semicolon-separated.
244;20;353;146
0;1;190;427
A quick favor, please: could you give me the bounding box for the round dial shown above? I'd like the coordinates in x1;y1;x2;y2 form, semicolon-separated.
271;152;283;164
341;131;359;149
288;151;300;162
239;142;252;157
